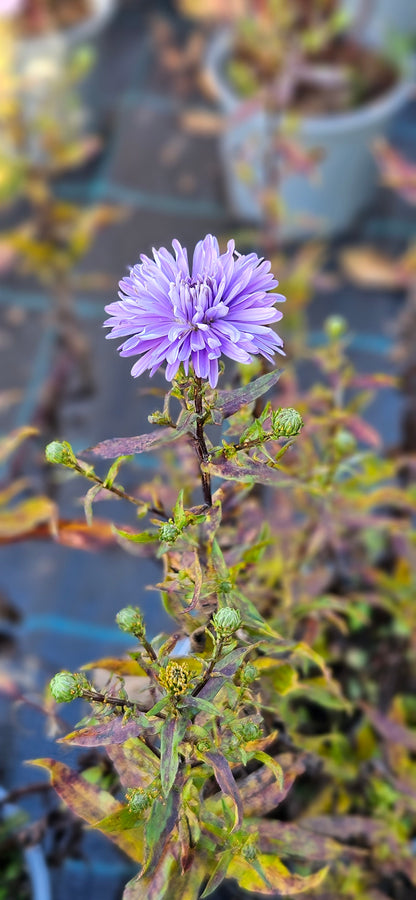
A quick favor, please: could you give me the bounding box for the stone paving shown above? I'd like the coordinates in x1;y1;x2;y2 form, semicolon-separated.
0;1;415;896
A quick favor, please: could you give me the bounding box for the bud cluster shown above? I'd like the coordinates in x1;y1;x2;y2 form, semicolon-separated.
159;660;192;697
240;663;258;685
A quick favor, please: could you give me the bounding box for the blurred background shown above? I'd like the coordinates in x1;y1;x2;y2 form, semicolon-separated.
0;0;415;897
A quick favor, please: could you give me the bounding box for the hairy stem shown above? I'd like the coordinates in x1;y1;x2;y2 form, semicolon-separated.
193;377;212;507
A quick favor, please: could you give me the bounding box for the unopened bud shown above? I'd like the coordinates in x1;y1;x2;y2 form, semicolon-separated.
126;788;152;815
240;664;258;685
159;522;181;544
212;607;242;637
273;408;303;438
241;841;257;861
50;671;83;703
116;606;145;637
334;428;357;455
236;721;262;742
45;441;77;467
324;315;347;340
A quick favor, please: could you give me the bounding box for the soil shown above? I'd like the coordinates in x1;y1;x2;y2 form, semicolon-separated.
231;36;399;116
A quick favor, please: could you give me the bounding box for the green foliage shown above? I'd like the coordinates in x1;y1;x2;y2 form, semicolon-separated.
36;317;416;900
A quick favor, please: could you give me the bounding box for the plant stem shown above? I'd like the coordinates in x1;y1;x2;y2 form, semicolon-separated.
193;377;212;507
191;637;224;697
74;463;168;519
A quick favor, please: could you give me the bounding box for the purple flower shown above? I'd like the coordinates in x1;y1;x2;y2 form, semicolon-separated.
104;234;285;389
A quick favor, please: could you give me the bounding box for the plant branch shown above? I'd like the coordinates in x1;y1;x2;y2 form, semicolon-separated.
74;463;169;520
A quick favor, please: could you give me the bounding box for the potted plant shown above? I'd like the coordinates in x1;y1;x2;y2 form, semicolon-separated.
202;0;412;239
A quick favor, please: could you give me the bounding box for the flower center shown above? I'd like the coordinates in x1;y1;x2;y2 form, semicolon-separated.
173;276;227;332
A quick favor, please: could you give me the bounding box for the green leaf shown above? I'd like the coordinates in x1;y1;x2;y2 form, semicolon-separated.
143;788;181;876
104;455;133;488
160;717;187;797
114;527;159;544
84;483;102;526
93;805;141;833
200;850;233;897
252;752;284;790
180;695;220;717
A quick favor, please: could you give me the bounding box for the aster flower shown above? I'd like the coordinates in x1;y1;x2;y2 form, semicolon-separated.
104;234;285;389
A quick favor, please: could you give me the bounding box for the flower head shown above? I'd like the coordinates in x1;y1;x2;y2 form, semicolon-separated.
104;235;285;389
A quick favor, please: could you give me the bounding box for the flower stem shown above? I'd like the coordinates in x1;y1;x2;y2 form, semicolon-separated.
193;377;212;507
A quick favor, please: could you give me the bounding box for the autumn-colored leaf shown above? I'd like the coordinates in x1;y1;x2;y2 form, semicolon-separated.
340;247;407;289
363;704;416;751
228;853;328;895
215;369;283;420
85;414;196;460
0;496;57;540
59;715;149;747
0;426;38;464
29;759;143;862
204;750;243;831
107;739;159;791
238;753;305;817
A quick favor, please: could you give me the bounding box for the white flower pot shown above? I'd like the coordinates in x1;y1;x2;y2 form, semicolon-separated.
207;31;412;240
343;0;416;46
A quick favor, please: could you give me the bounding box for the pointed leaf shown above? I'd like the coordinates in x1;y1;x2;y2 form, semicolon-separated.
29;759;143;862
200;850;233;897
160;717;187;797
215;370;284;420
143;787;181;876
60;715;149;747
252;752;284;790
107;738;159;790
85;414;196;459
204;455;290;487
204;750;243;831
228;854;329;895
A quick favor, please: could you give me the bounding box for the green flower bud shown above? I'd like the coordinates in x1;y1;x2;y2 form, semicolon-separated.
115;606;145;637
159;522;181;544
196;739;211;754
240;663;259;685
236;721;263;743
126;788;152;815
212;607;242;637
50;671;83;703
218;581;232;595
159;661;192;696
45;441;77;467
334;428;357;455
272;408;304;438
324;315;347;340
241;840;257;861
